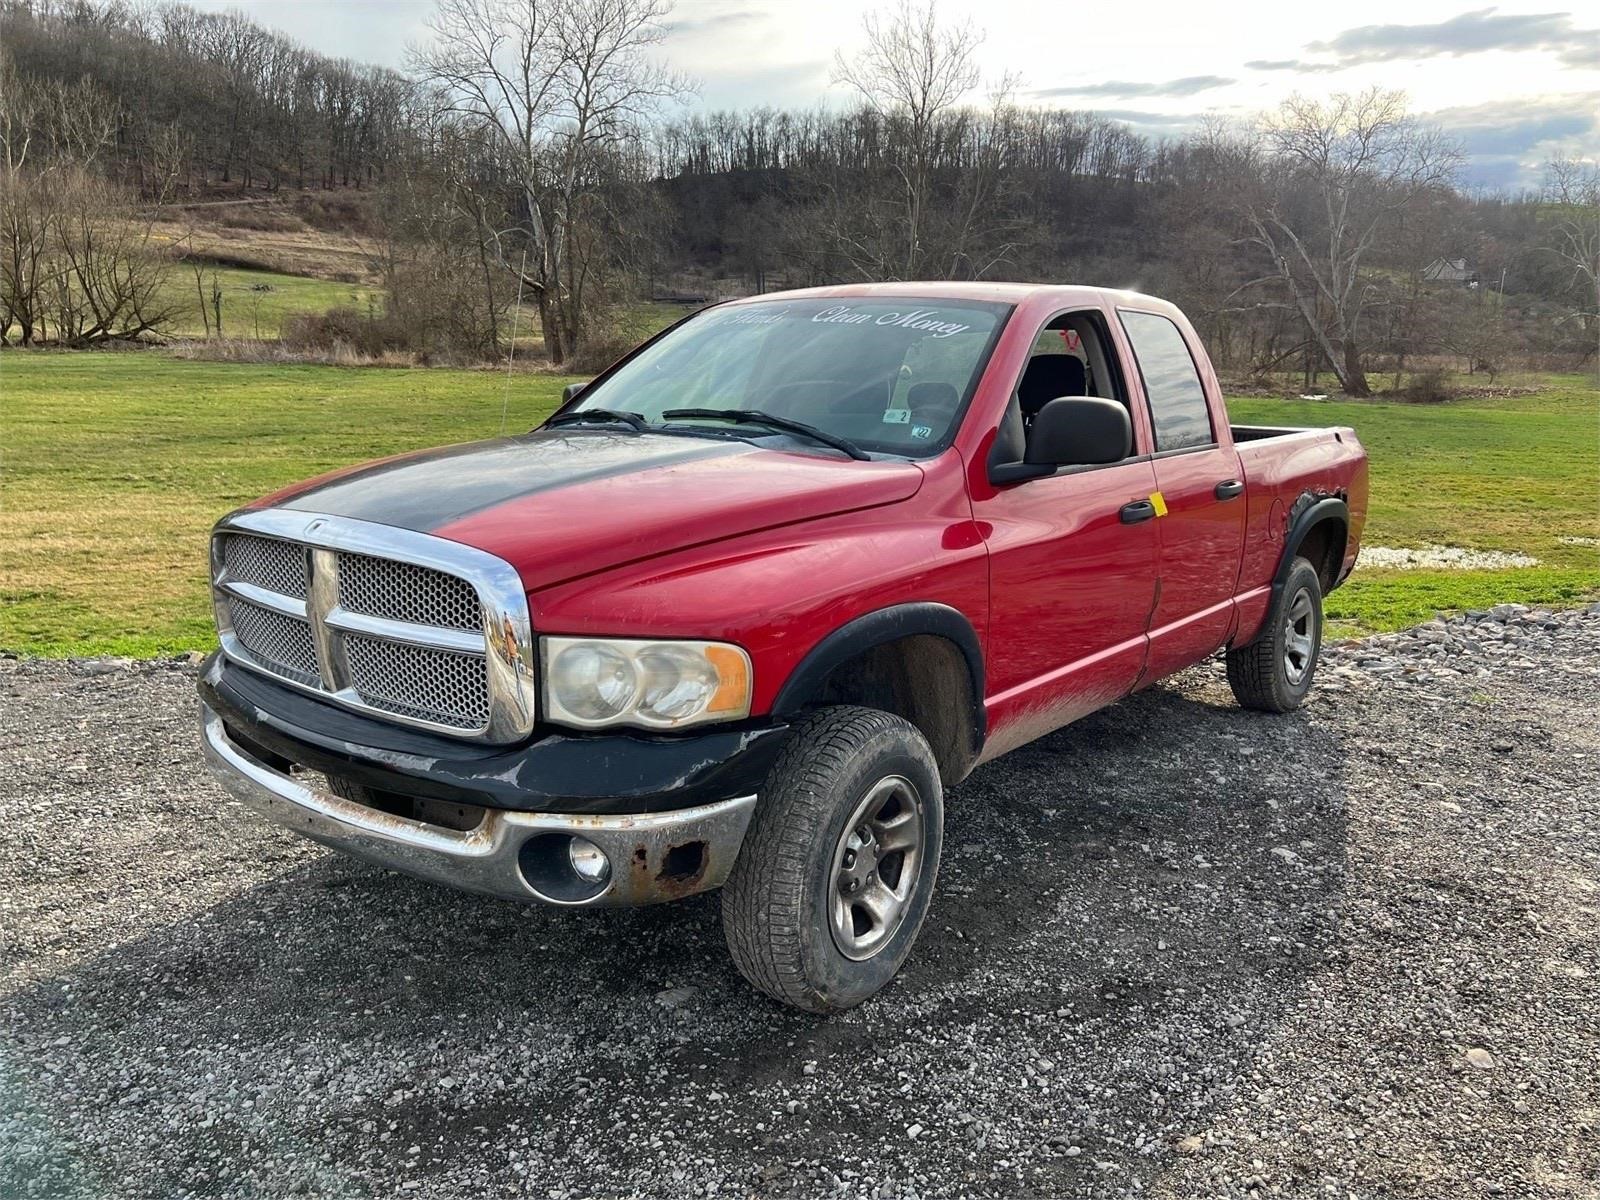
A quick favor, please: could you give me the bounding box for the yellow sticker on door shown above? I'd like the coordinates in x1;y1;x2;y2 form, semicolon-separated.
1150;491;1169;517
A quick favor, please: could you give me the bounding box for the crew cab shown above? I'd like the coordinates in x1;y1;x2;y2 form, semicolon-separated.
198;283;1368;1012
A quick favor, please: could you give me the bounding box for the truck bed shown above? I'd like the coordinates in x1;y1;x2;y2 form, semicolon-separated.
1230;424;1319;443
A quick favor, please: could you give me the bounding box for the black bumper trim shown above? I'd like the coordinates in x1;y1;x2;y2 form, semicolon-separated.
198;652;791;816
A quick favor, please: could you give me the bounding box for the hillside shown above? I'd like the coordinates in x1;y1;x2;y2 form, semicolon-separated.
141;189;382;341
150;188;379;284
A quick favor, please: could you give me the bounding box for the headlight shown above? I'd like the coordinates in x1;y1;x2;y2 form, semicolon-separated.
541;637;752;729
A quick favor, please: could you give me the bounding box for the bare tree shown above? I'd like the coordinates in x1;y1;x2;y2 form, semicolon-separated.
1221;89;1462;395
45;166;183;345
833;1;978;278
410;0;687;363
828;1;1017;281
1541;157;1600;379
0;49;178;346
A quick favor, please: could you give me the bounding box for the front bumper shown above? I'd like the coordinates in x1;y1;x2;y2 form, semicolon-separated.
199;651;789;816
201;702;757;906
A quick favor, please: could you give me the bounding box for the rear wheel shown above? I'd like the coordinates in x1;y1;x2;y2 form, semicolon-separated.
1227;556;1324;712
721;706;943;1013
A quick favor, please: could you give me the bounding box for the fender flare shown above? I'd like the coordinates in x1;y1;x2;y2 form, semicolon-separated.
771;602;986;758
1271;494;1349;612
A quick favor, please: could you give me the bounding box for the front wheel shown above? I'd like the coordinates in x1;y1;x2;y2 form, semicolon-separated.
1226;555;1324;712
721;706;943;1013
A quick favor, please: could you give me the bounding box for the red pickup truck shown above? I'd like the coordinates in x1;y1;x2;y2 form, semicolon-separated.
199;283;1367;1011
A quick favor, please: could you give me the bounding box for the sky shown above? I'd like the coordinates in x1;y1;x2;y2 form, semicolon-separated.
184;0;1600;189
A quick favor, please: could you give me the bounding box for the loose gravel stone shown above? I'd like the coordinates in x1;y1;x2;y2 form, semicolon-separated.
1357;545;1542;570
2;607;1598;1199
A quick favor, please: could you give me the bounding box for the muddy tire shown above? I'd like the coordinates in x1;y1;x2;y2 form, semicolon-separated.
1227;556;1324;712
721;706;943;1013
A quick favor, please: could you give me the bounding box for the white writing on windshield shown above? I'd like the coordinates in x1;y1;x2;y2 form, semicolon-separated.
810;305;972;339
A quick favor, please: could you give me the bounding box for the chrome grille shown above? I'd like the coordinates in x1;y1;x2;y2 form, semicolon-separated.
228;597;318;685
339;554;481;630
224;534;308;598
211;513;536;742
345;636;490;729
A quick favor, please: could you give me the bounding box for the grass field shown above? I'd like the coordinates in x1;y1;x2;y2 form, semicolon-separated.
161;265;380;340
1229;376;1600;636
2;353;1596;657
2;353;574;656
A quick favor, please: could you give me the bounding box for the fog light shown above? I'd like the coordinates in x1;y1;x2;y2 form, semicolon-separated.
568;837;610;884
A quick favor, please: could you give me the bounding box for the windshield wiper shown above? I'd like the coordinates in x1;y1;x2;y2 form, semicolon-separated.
662;408;870;461
545;409;650;432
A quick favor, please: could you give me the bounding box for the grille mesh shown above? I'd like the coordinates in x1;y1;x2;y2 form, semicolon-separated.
338;554;482;631
228;597;319;685
217;526;507;736
345;636;490;730
223;535;308;598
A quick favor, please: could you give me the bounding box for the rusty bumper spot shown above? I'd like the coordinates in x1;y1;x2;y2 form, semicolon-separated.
202;700;757;909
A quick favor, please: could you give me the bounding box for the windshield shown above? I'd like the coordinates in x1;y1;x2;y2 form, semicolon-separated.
568;297;1011;456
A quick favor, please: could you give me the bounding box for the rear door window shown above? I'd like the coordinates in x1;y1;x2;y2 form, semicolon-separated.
1119;311;1213;452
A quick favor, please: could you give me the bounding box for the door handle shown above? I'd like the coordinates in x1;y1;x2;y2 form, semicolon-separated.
1120;499;1156;524
1214;479;1244;500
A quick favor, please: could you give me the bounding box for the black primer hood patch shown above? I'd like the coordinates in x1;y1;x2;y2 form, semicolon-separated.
278;430;748;531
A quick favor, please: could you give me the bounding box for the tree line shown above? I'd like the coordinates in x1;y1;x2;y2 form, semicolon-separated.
2;0;1595;388
0;0;414;191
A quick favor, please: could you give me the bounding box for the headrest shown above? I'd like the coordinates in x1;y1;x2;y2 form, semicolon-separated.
1018;354;1086;415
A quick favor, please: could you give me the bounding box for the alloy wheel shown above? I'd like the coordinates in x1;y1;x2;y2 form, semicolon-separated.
828;775;926;961
1282;585;1316;685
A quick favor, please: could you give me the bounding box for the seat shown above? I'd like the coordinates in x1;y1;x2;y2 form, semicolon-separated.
1018;354;1087;423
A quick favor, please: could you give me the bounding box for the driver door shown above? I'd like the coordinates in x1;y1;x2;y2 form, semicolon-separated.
972;309;1160;759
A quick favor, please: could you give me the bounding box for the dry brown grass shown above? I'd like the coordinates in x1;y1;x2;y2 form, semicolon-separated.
151;209;377;284
167;338;421;367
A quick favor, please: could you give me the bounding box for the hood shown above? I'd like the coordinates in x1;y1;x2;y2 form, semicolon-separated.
257;428;925;591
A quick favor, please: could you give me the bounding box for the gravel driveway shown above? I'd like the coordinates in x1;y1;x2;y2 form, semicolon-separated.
3;606;1597;1200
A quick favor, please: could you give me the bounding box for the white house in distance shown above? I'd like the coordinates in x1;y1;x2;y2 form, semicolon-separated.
1421;258;1481;288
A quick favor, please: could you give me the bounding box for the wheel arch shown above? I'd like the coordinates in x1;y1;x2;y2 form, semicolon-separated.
770;602;986;785
1276;494;1349;602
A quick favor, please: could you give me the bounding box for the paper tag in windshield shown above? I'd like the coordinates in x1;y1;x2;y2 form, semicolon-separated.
882;409;911;425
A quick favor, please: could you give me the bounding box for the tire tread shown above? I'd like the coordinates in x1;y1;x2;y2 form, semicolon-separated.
1226;555;1322;713
722;706;931;1011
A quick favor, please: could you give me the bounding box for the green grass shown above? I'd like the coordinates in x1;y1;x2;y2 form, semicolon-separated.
1227;373;1600;636
162;265;379;340
1;352;576;656
1;355;1596;657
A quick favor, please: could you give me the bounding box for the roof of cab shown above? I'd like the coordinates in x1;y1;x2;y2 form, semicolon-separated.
723;280;1175;312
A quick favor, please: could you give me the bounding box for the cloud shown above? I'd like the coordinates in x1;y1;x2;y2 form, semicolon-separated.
1561;40;1600;68
1307;7;1600;69
1094;109;1209;133
1031;75;1233;99
666;11;768;37
1243;58;1344;74
693;60;832;111
1429;91;1600;188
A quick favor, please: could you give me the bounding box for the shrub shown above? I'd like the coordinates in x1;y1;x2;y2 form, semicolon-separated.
280;306;404;357
566;332;639;376
216;206;304;233
293;192;373;234
1402;369;1455;403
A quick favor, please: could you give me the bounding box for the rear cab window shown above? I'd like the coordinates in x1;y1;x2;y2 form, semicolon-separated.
1118;310;1213;452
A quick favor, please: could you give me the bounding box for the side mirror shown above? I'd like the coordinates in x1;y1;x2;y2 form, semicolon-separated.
1025;397;1132;467
561;381;591;404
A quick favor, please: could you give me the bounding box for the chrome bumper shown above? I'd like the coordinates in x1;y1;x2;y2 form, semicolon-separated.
200;702;756;907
